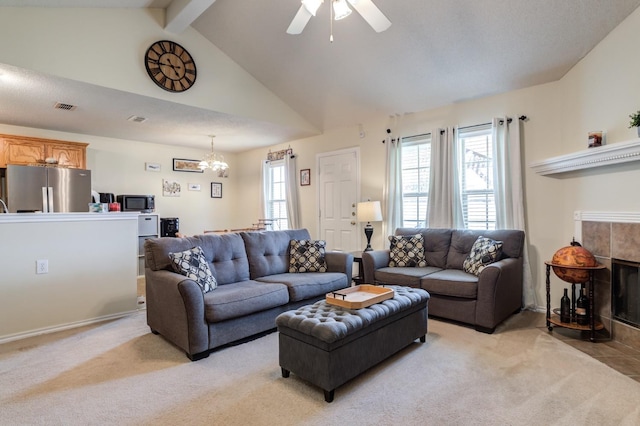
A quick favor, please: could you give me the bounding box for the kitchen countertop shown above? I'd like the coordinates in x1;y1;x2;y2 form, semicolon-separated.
0;212;142;224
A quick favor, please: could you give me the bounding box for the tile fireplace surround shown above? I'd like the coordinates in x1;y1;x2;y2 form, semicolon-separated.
575;211;640;351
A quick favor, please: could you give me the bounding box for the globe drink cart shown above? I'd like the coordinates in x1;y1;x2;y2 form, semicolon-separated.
545;261;606;342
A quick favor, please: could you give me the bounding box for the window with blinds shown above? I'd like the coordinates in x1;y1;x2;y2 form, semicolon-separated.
458;125;496;230
265;161;288;230
401;134;431;228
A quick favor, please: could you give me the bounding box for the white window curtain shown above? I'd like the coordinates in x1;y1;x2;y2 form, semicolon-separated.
427;127;464;228
284;154;300;229
260;155;300;230
383;132;403;238
260;160;269;220
492;116;535;309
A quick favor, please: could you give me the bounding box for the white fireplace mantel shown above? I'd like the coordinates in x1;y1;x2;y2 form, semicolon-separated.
529;138;640;176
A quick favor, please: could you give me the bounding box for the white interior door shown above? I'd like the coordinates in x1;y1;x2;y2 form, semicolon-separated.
318;148;359;252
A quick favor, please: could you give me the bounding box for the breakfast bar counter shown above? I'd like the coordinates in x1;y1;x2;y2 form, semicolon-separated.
0;212;140;343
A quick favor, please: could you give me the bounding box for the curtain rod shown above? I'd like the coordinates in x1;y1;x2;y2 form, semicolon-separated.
382;115;528;143
458;115;528;131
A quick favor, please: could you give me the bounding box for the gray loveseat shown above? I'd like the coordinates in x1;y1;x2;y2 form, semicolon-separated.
362;228;524;333
144;229;353;360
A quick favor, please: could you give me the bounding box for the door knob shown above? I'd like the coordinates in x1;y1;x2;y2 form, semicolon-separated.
351;221;356;225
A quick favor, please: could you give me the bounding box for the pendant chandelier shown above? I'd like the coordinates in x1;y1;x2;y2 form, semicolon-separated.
198;135;229;172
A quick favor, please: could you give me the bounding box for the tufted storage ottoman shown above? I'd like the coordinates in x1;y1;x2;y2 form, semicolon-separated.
276;285;429;402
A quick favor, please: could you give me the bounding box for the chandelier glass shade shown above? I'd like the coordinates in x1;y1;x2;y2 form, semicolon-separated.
198;136;229;172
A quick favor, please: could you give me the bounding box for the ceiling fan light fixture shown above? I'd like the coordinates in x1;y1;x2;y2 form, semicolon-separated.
333;0;352;20
302;0;323;16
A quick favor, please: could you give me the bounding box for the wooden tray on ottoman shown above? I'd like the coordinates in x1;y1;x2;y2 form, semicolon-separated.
326;284;394;309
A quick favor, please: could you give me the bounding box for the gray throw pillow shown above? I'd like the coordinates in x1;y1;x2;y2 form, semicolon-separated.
463;236;503;276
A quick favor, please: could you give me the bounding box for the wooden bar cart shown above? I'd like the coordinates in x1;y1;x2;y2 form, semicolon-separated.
545;261;606;342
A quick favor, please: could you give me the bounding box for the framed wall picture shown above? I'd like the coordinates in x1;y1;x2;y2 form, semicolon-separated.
145;162;161;172
300;169;310;186
211;182;222;198
173;158;204;173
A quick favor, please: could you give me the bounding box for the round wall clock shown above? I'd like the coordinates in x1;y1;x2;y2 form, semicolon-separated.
144;40;197;93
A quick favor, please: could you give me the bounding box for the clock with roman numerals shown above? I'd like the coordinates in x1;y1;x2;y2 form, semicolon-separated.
144;40;197;93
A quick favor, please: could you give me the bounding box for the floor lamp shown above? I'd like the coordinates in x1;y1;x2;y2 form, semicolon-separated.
357;201;383;252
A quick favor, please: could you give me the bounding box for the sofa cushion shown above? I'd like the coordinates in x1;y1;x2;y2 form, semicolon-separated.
446;229;524;270
145;233;250;285
241;229;311;279
204;280;289;323
257;272;347;302
421;269;479;299
388;234;427;267
374;266;442;287
395;228;452;268
289;239;327;272
168;246;217;293
462;236;503;276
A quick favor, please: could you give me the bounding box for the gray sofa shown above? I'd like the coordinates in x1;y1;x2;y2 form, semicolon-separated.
362;228;525;333
144;228;353;360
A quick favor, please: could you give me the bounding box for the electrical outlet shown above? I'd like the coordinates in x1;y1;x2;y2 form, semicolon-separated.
36;259;48;274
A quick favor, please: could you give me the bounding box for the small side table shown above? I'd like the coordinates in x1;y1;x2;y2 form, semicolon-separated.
350;251;365;285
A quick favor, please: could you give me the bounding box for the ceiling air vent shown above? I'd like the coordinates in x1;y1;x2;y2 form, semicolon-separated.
127;115;147;124
53;102;77;111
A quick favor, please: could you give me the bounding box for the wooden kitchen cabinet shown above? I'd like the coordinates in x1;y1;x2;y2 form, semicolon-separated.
0;134;88;168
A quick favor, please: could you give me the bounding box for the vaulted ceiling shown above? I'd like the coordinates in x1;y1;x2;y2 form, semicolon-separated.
1;0;639;152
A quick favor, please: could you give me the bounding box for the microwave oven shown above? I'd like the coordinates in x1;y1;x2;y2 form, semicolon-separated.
116;195;155;212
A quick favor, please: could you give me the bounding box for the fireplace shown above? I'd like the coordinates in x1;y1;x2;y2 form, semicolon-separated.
611;259;640;329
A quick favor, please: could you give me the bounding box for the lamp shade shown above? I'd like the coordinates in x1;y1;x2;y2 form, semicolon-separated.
357;201;383;223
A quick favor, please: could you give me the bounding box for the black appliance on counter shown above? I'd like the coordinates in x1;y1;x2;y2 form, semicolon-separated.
99;192;115;203
116;194;155;212
161;217;179;237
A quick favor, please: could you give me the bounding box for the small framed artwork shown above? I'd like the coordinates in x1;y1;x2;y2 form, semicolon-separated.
173;158;204;173
145;162;161;172
300;169;310;186
188;183;201;191
163;179;181;197
588;131;605;148
211;182;222;198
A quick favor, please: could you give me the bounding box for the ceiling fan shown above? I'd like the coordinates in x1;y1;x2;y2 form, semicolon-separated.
287;0;392;35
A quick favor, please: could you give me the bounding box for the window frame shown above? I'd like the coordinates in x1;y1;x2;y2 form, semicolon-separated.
400;134;431;229
264;160;288;230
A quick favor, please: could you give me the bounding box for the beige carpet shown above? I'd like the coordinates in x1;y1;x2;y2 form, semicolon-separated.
1;311;639;426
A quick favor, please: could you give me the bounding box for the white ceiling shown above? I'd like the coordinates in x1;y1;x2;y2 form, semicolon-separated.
1;0;640;152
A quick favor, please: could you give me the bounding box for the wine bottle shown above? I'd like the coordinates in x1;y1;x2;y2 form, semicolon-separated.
560;288;571;323
576;286;589;326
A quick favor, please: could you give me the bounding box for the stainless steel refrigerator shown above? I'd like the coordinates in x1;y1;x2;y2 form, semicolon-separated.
6;165;92;213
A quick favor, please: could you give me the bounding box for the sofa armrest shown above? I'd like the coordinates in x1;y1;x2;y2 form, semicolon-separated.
145;269;209;357
362;250;391;284
325;251;354;279
475;257;523;331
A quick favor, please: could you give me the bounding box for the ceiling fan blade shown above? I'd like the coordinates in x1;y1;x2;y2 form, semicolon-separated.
287;5;313;34
348;0;391;32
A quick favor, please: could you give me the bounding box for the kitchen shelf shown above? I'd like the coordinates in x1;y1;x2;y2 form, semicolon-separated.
529;138;640;176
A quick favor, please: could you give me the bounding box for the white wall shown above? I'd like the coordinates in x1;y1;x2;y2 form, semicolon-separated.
0;214;139;341
0;7;314;131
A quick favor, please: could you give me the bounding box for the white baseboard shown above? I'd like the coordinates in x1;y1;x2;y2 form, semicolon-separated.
0;310;140;345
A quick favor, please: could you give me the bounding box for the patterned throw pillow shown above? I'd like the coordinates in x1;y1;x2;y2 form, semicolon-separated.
388;234;427;267
168;246;217;293
463;236;503;276
289;239;327;273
